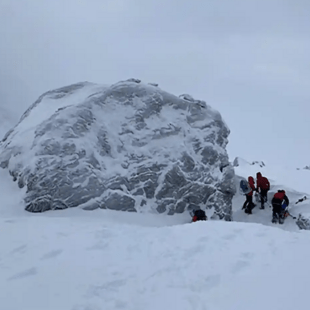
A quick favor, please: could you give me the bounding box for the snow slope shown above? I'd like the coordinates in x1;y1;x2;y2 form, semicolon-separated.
0;107;16;141
1;96;310;309
1;165;310;310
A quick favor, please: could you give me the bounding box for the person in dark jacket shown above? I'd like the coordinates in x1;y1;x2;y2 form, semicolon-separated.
192;209;207;222
242;176;256;214
256;172;270;209
271;190;289;224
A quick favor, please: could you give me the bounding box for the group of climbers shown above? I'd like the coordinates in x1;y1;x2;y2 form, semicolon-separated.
190;171;293;225
242;172;270;214
241;172;290;224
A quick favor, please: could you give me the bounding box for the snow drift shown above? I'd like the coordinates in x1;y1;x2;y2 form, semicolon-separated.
0;79;235;219
2;211;310;310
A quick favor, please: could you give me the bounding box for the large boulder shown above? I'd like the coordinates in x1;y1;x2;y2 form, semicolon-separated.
0;79;235;219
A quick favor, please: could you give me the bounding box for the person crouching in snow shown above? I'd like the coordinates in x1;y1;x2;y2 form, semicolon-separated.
271;190;289;224
191;209;207;222
242;176;256;214
256;172;270;209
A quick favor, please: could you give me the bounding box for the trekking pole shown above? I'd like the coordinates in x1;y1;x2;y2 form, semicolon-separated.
257;192;271;208
287;211;296;220
295;196;307;204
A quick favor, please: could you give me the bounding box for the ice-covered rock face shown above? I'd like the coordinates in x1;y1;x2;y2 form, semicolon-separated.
0;79;235;220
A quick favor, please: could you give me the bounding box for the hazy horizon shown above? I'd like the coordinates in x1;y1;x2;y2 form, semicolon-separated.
1;0;309;168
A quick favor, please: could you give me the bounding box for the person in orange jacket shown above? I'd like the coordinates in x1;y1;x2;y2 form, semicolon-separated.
242;176;256;214
256;172;270;209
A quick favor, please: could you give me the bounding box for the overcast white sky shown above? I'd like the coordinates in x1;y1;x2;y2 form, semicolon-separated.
1;0;309;168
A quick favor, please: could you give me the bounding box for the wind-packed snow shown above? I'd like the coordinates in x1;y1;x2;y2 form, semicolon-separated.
1;157;310;309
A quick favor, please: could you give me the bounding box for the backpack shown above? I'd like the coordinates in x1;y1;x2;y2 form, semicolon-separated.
281;203;288;210
274;191;285;201
260;177;270;190
240;179;251;194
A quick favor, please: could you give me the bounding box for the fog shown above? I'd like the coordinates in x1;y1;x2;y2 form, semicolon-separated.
1;0;309;168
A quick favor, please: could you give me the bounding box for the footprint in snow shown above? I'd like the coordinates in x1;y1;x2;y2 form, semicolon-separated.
198;236;209;243
222;228;245;241
40;249;63;260
71;304;101;310
222;234;237;241
204;274;221;291
255;231;267;237
182;244;205;259
86;279;127;298
10;244;27;254
241;252;254;259
189;274;221;293
86;241;110;251
4;220;15;223
232;260;251;274
7;267;37;281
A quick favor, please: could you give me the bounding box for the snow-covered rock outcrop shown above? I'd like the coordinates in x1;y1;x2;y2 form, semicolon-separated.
0;107;15;141
0;79;235;219
233;157;265;168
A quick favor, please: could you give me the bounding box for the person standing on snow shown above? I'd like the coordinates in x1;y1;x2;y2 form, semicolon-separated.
271;190;289;224
256;172;270;209
242;176;256;214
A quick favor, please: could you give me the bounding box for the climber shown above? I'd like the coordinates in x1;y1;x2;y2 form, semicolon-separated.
271;190;289;224
242;176;256;214
191;209;207;222
256;172;270;209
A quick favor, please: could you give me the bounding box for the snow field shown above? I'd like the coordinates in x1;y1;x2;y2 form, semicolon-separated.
1;209;310;310
1;136;310;309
